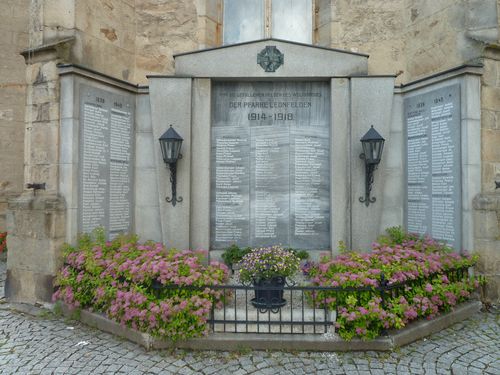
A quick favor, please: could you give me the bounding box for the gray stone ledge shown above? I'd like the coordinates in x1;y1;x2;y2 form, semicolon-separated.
55;300;482;352
473;193;500;211
394;65;483;93
388;300;482;348
7;194;66;211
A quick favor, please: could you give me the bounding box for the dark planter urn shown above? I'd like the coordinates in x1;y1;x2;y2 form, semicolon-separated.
251;276;287;313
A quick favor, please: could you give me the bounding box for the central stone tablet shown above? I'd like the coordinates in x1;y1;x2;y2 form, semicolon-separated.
211;81;330;250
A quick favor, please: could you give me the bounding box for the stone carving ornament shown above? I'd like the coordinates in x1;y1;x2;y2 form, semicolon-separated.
257;46;284;72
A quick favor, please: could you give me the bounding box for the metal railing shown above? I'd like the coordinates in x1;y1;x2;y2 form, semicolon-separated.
151;266;471;335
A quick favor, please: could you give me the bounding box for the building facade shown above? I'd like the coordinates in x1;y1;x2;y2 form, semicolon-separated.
1;0;499;304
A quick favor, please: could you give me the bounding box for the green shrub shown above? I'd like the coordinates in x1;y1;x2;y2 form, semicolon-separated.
288;248;310;261
221;244;251;268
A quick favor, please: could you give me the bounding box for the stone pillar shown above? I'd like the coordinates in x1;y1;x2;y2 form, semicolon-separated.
5;195;65;303
190;78;211;251
5;39;72;304
196;0;221;49
330;78;350;251
473;46;500;304
473;194;500;303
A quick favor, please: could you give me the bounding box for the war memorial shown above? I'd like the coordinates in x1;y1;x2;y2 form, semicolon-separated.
0;2;498;350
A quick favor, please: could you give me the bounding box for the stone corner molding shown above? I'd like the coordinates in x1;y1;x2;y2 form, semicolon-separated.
257;46;284;73
20;37;76;64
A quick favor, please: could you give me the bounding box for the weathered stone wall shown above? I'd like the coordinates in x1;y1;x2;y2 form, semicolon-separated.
402;0;498;82
315;0;499;84
134;0;199;83
0;0;30;231
73;0;136;81
481;48;500;194
11;1;498;86
318;0;406;82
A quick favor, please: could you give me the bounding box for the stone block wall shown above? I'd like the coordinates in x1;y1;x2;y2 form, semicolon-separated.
24;57;62;194
73;0;137;81
402;0;498;82
0;0;30;231
134;0;199;83
481;48;500;193
8;1;498;87
322;0;406;83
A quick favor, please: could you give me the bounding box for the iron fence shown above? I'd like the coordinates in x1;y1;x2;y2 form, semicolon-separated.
151;266;471;335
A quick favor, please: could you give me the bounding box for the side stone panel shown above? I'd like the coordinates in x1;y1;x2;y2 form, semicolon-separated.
149;78;192;249
350;77;397;251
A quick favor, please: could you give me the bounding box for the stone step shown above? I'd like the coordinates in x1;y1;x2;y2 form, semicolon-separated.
212;308;336;334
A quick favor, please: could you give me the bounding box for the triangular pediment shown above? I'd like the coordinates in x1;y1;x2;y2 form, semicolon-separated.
174;39;368;78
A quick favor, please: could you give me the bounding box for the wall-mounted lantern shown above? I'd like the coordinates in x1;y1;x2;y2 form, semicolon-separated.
159;125;183;206
359;125;385;206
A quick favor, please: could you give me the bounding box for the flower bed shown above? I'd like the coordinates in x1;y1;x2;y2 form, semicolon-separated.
53;229;229;341
53;227;483;343
306;228;483;340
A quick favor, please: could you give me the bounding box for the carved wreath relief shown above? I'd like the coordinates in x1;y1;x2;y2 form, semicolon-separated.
257;46;284;72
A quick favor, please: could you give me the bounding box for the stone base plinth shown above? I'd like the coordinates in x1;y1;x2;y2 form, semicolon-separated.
58;300;482;352
5;193;66;304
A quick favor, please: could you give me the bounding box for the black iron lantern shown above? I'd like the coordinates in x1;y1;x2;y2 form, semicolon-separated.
159;125;183;206
359;125;385;206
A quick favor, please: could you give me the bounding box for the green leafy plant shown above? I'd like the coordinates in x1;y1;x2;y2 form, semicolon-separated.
221;244;251;269
288;248;310;261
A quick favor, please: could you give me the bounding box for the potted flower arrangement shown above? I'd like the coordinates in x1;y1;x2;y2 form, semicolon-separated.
238;245;300;311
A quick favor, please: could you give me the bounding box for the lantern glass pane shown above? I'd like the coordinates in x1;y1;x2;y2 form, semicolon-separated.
172;140;182;160
160;141;167;162
371;142;379;162
166;142;174;161
362;141;371;163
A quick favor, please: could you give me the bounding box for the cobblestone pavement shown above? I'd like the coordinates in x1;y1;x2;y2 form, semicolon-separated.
0;261;498;374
